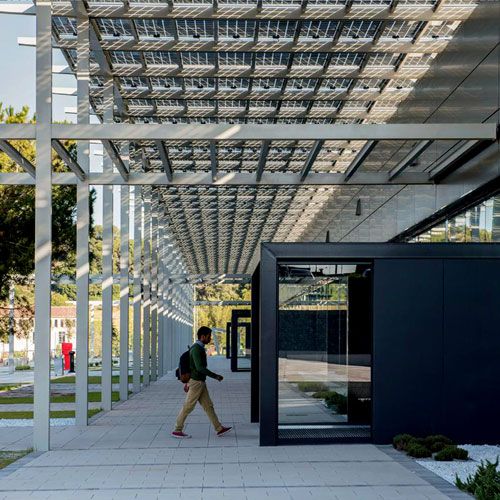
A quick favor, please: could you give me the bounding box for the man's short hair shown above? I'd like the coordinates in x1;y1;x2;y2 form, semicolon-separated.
197;326;212;339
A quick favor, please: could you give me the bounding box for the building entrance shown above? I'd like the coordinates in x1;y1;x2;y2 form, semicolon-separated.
277;263;372;443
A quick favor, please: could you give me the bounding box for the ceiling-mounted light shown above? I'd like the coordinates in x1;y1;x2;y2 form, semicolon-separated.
356;198;362;216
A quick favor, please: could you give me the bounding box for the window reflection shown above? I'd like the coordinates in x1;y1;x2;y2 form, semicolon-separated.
411;194;500;243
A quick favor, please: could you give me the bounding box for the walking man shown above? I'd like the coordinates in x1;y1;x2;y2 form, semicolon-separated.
172;326;232;439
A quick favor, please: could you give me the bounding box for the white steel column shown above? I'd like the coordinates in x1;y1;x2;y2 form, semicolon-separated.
101;78;114;412
8;283;14;374
150;194;158;382
132;186;142;393
157;214;165;377
33;0;52;452
142;187;151;386
119;159;130;401
165;275;173;373
75;5;90;427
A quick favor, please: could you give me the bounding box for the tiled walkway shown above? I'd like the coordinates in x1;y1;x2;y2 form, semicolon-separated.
0;358;466;499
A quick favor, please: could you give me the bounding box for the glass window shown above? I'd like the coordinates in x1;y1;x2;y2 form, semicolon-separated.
410;194;500;243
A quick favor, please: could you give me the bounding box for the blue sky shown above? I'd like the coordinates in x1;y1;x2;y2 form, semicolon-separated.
0;12;128;227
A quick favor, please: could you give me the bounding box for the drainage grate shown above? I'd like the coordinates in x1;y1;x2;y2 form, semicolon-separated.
279;426;370;441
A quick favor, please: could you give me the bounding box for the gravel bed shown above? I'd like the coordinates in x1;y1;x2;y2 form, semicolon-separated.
0;418;75;427
417;444;500;484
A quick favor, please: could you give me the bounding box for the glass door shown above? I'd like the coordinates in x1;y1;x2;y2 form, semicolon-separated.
237;322;251;370
277;263;372;442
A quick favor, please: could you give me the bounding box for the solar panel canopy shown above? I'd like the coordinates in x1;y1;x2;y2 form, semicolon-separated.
49;0;482;274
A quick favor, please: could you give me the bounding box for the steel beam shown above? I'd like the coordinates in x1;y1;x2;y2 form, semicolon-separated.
429;140;493;183
0;171;435;186
388;140;432;180
52;140;86;180
343;140;377;181
256;140;270;182
300;140;324;181
1;123;497;142
0;140;36;177
155;140;173;181
210;141;218;181
39;3;477;22
102;140;129;181
44;123;497;142
0;124;35;139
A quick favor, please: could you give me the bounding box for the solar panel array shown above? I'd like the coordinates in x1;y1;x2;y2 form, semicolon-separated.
50;0;480;273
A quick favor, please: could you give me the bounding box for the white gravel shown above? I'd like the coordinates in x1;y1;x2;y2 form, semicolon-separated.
0;418;75;427
417;445;500;484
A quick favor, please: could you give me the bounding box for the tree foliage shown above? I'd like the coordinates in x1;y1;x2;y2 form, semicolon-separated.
0;294;34;343
195;284;251;348
0;103;95;299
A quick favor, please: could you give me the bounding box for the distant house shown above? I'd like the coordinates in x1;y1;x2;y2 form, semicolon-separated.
0;306;76;362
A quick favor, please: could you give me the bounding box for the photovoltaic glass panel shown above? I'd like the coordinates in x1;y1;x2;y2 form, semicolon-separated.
96;18;133;38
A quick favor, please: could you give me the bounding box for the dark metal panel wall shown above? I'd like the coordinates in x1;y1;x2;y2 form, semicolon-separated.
226;321;231;359
259;246;278;446
258;243;500;446
442;259;500;443
251;266;260;423
372;259;444;443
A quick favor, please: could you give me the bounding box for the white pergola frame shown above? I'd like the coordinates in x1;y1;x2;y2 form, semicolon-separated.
0;0;498;452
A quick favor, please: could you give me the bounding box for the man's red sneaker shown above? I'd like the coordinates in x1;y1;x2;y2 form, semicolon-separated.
217;426;232;437
171;431;191;439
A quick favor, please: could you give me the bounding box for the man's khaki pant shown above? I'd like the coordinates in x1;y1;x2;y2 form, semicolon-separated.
174;379;223;432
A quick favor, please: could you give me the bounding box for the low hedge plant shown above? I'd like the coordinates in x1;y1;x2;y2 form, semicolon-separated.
393;433;468;462
311;390;347;414
393;434;414;451
406;442;432;458
434;446;468;462
424;435;454;448
297;382;328;393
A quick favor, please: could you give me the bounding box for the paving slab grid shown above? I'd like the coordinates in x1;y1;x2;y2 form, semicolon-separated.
0;358;468;500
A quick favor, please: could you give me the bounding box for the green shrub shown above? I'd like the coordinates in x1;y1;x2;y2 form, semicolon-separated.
312;390;331;399
456;458;500;500
324;392;347;414
453;447;469;460
297;382;328;393
408;437;427;447
424;434;454;448
430;441;447;453
435;446;469;462
15;365;31;371
311;390;347;414
406;442;432;458
393;434;414;451
434;446;457;461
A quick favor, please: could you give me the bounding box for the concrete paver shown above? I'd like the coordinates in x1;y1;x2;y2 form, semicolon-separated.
0;357;463;499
